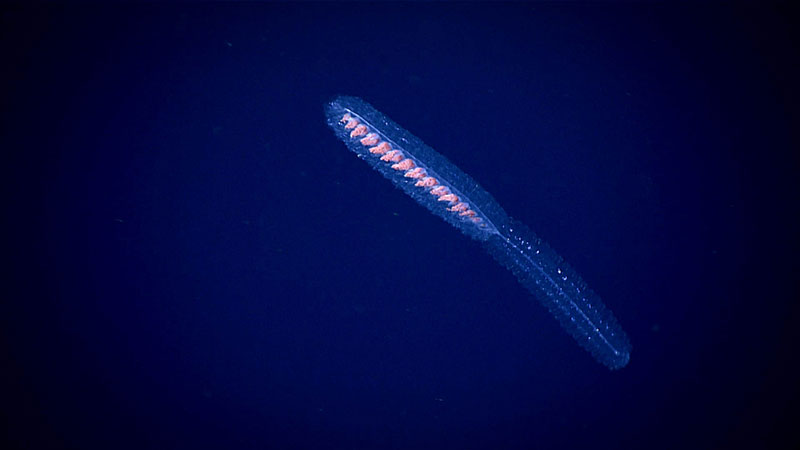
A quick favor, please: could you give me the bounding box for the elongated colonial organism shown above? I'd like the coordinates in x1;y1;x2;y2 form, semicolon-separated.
325;96;631;369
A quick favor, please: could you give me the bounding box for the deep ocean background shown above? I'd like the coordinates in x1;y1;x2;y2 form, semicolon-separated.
3;3;798;449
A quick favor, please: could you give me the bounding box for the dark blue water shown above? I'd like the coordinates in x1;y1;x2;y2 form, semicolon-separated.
4;4;797;449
